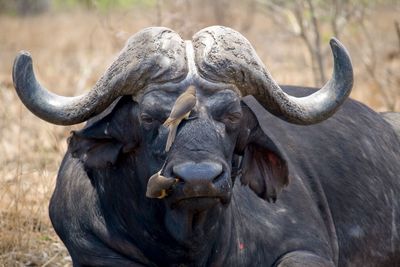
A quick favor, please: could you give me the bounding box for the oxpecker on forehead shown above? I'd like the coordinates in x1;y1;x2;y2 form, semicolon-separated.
163;85;197;152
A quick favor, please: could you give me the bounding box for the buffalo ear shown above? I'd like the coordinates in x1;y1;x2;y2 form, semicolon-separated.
239;96;289;202
240;145;288;202
69;134;123;170
68;96;139;170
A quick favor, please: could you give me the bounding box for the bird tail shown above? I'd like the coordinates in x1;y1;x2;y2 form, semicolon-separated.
165;125;177;152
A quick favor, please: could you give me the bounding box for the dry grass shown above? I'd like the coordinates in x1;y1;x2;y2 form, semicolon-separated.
0;3;399;266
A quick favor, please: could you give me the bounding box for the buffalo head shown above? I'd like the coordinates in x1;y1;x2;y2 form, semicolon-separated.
13;26;353;244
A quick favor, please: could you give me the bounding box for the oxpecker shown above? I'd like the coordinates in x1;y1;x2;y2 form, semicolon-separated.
146;171;178;199
163;85;197;151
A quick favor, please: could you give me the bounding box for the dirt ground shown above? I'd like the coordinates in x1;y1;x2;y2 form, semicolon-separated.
0;3;399;266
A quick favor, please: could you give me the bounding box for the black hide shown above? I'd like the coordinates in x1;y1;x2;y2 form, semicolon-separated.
49;86;400;267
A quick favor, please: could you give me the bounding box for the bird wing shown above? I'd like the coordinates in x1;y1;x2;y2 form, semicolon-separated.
163;93;196;126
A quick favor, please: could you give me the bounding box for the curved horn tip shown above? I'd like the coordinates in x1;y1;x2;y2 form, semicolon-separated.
14;50;32;67
18;50;32;57
329;37;340;46
329;37;354;78
13;51;33;88
329;37;351;59
329;37;344;53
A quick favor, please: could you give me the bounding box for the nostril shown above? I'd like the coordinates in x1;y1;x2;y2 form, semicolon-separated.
212;172;224;183
172;161;223;183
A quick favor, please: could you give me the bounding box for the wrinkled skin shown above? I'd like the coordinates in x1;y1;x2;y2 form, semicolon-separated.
49;85;400;267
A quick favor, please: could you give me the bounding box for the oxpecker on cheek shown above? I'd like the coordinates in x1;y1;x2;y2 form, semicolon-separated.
163;85;197;151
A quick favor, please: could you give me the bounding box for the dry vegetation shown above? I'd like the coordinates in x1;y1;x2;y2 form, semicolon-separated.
0;1;399;266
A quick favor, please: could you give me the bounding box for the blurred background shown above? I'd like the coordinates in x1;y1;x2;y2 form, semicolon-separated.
0;0;399;266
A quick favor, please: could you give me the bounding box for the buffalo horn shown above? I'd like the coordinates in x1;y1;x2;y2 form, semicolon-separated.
12;27;187;125
193;26;353;125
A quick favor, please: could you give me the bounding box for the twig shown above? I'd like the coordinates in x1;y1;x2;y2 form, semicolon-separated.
41;251;61;267
156;0;162;25
305;0;326;85
395;21;400;50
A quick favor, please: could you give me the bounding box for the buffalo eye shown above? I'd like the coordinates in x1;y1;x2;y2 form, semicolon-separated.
222;112;242;128
140;113;157;129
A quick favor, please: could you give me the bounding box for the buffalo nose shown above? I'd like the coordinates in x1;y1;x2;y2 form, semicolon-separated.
172;161;223;185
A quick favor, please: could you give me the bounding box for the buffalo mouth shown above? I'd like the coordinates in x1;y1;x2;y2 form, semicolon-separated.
168;192;231;211
168;179;232;207
171;196;222;210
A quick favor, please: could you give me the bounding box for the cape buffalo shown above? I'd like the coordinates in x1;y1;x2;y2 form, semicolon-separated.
12;26;400;266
